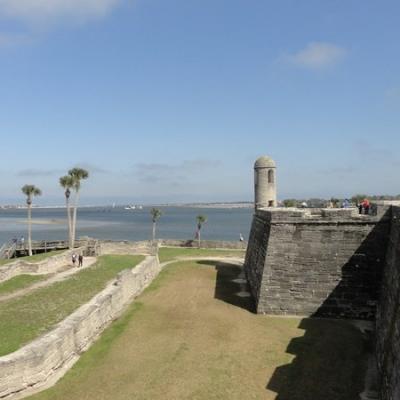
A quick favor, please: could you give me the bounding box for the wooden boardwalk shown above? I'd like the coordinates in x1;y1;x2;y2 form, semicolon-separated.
0;238;99;260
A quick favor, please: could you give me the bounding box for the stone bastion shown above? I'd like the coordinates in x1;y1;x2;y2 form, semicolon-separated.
244;202;400;400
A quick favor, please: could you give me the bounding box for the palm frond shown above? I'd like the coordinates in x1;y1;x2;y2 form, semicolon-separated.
150;208;162;222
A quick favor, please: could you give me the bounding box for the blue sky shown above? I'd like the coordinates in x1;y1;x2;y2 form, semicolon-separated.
0;0;399;205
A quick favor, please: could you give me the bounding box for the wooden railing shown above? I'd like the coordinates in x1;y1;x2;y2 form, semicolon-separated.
0;239;89;260
0;241;17;259
14;240;70;251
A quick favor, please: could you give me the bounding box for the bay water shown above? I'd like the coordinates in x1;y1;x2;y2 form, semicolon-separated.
0;206;253;246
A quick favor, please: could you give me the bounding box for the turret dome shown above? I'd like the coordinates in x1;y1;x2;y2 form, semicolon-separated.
254;156;276;168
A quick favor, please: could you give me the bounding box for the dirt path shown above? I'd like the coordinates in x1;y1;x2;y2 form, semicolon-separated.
0;257;97;302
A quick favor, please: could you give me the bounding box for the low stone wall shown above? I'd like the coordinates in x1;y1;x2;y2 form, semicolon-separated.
159;239;247;250
0;249;84;283
244;208;391;319
376;206;400;400
0;256;161;400
99;240;153;255
99;239;247;255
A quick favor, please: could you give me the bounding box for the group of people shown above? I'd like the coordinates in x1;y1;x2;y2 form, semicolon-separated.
12;236;25;246
326;198;371;214
71;253;83;267
358;198;370;215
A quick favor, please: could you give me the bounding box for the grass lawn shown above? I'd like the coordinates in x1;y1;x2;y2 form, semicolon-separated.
28;259;367;400
0;254;143;356
0;274;49;296
158;246;246;263
0;250;66;266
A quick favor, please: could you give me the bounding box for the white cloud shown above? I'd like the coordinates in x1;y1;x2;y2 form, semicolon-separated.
285;42;346;70
0;0;121;23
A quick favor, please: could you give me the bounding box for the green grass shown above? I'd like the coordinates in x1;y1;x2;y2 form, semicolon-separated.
158;246;246;263
27;259;367;400
0;254;143;356
0;250;66;266
0;274;48;296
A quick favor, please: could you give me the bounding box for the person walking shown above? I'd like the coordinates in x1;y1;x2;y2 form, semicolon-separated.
72;253;77;267
78;254;83;267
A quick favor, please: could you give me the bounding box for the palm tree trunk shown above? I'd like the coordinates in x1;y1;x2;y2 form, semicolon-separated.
198;229;201;248
71;190;80;248
152;221;156;243
66;197;72;249
27;204;32;256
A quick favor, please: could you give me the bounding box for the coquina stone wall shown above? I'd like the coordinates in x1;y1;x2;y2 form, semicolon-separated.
376;205;400;400
0;249;85;283
99;239;247;255
0;256;161;400
99;240;153;255
244;208;391;319
158;239;247;250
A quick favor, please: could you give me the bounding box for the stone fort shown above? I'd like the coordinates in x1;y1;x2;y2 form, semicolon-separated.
244;156;400;400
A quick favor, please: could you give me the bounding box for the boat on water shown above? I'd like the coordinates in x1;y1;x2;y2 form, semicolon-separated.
124;205;144;210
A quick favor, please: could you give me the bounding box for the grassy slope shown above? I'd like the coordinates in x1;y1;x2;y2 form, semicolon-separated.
0;250;66;266
0;274;48;296
158;246;245;263
0;254;143;356
28;259;367;400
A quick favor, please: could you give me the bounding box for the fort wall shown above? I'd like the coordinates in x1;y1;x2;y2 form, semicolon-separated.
245;203;400;399
99;239;247;256
376;205;400;400
158;239;247;250
99;240;153;255
244;207;391;319
0;256;161;400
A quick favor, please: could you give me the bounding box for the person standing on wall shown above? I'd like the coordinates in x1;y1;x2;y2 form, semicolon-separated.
362;198;370;215
78;254;83;267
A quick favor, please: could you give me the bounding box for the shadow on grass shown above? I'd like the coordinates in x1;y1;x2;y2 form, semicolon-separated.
197;260;255;313
266;318;368;400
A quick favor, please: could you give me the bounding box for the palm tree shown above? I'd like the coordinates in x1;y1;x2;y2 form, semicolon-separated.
68;168;89;248
195;215;207;248
59;175;74;249
21;185;42;256
150;208;162;243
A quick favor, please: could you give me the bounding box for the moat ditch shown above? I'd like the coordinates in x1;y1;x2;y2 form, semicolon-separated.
25;258;368;400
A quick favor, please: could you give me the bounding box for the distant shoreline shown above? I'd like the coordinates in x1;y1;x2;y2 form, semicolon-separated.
176;203;253;209
16;219;66;225
0;203;254;210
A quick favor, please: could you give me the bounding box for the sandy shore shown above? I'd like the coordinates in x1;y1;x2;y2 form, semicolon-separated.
16;219;66;225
